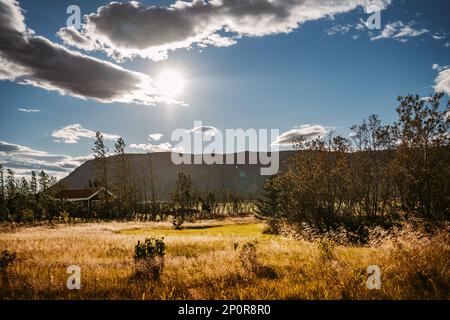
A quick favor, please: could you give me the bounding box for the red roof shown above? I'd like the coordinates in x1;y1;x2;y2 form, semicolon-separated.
55;188;98;200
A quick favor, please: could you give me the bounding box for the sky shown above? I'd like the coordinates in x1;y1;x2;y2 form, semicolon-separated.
0;0;449;178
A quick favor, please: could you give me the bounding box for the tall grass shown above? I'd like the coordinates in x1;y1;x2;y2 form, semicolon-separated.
0;219;448;299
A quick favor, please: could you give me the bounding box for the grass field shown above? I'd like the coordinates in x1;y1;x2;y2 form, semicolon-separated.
0;217;448;300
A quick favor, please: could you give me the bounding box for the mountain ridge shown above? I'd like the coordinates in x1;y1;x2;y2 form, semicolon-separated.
61;151;296;200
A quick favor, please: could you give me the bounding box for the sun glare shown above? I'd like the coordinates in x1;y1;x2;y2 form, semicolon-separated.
156;70;184;98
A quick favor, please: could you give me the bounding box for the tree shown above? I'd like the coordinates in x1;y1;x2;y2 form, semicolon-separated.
18;177;29;196
170;172;199;229
38;170;48;193
256;176;283;233
30;170;39;218
6;169;16;201
5;169;17;220
349;115;396;218
0;164;4;203
147;152;158;220
201;191;216;218
30;171;37;195
0;164;8;221
114;137;131;217
393;93;450;219
92;131;110;215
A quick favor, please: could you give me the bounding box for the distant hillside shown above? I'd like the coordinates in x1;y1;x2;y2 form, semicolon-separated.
60;151;296;200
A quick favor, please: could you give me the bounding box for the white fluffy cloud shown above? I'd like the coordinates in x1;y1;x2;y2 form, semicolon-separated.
326;24;352;36
129;142;183;153
188;125;219;136
148;133;163;141
57;26;98;51
0;140;92;178
58;0;391;61
272;124;329;147
51;124;120;144
0;0;178;106
432;64;450;95
371;21;429;41
18;108;39;113
129;132;183;153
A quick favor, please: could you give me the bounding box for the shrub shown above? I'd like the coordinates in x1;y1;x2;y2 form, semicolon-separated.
236;241;259;273
133;237;166;280
171;172;200;229
234;241;278;279
316;237;336;261
172;215;184;230
59;210;70;222
377;223;450;299
0;250;16;272
21;209;35;223
0;249;17;285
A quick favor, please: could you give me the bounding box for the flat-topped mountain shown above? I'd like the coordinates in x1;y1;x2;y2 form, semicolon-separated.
60;151;296;200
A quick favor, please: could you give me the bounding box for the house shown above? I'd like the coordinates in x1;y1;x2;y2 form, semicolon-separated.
54;188;116;210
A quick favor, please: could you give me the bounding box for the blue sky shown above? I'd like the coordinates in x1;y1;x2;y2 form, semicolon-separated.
0;0;449;177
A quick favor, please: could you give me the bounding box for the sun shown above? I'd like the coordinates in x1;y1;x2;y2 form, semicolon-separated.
156;70;184;98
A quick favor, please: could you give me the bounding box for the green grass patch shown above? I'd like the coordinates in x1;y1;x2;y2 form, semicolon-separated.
116;222;266;237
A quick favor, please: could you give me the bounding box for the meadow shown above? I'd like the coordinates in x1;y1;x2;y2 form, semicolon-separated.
0;217;448;300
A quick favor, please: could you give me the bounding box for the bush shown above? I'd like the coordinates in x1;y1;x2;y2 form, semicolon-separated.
266;94;449;233
376;223;450;299
234;241;277;279
133;237;166;280
0;250;16;273
21;209;35;223
59;210;70;222
316;237;336;261
236;241;258;273
0;249;16;286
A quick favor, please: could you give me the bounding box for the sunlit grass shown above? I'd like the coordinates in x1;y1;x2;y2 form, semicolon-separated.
0;218;448;300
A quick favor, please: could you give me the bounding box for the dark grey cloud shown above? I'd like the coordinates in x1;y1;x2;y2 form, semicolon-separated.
2;160;70;173
59;0;391;61
0;0;173;105
0;141;20;153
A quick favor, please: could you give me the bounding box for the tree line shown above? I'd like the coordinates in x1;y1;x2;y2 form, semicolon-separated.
1;93;448;231
0;168;62;222
0;133;253;226
257;94;449;237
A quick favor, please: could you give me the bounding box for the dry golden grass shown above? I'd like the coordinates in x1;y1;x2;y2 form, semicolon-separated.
0;218;448;300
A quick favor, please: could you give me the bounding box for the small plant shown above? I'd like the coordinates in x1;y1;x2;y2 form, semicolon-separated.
172;215;184;230
317;237;336;260
234;241;278;279
21;209;35;223
237;241;259;273
59;210;70;222
0;249;17;286
0;250;16;272
133;237;166;280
